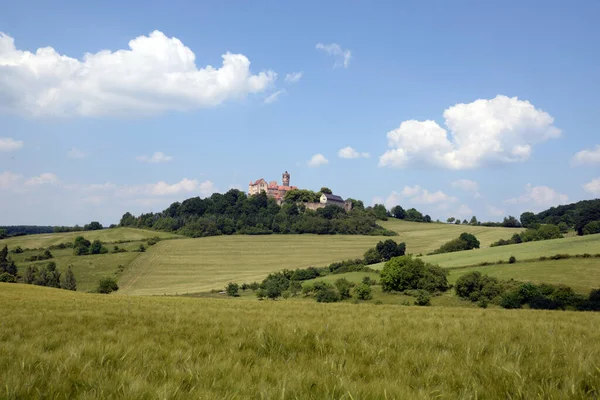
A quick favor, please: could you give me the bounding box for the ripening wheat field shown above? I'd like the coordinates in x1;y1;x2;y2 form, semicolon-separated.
1;284;600;399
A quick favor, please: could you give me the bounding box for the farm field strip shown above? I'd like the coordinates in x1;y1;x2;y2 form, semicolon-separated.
2;283;600;399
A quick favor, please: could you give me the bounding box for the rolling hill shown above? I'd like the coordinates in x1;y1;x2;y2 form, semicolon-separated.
2;283;599;399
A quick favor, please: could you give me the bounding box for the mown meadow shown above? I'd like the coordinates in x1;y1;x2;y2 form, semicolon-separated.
2;283;600;399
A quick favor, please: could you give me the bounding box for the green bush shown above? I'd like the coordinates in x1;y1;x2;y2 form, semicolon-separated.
96;277;119;294
499;290;522;309
509;256;516;264
226;282;239;297
353;283;373;300
380;255;449;294
414;290;431;306
583;221;600;235
0;272;16;283
316;286;340;303
432;233;480;254
334;278;354;300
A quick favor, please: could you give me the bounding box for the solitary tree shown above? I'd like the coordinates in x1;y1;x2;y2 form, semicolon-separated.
62;266;77;291
320;187;333;194
226;282;239;297
447;217;455;224
391;205;406;220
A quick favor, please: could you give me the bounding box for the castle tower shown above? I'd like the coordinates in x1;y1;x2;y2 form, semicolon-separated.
282;171;290;187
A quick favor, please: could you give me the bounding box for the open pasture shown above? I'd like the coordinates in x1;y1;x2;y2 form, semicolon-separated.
0;227;181;250
118;235;391;295
379;219;522;253
420;234;600;268
1;283;599;399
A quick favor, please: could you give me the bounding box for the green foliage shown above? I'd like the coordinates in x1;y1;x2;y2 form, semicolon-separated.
46;262;61;288
492;225;563;247
363;248;381;264
376;239;406;261
509;256;516;264
138;244;146;253
583;221;600;235
391;205;406;219
84;221;103;231
261;271;290;300
502;216;522;228
432;233;480;254
255;288;266;300
404;208;424;222
414;290;431;306
557;222;569;233
334;278;354;300
380;255;449;294
353;283;373;300
520;212;537;228
73;236;91;255
62;266;77;291
320;187;332;194
226;282;239;297
315;285;340;303
372;204;388;221
90;240;104;255
0;272;16;283
96;277;119;294
0;245;17;276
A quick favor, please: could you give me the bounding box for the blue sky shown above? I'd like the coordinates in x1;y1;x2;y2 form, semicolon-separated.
1;0;599;225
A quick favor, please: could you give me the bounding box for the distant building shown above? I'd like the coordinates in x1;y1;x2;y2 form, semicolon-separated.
320;193;345;207
249;171;297;203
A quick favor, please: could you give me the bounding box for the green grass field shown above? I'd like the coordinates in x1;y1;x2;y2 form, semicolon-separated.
0;227;181;250
379;219;522;253
118;235;392;295
2;283;599;399
420;233;600;268
448;258;600;294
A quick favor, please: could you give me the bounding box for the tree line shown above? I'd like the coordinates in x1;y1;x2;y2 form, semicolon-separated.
119;189;397;237
520;199;600;235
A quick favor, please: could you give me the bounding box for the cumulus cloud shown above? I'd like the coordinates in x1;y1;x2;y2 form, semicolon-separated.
505;184;568;209
316;43;351;68
455;204;473;218
67;147;85;159
117;178;214;197
24;173;59;186
572;145;600;166
136;151;173;163
338;146;370;159
0;137;23;152
379;95;561;170
451;179;481;198
264;90;285;104
382;185;458;209
583;178;600;196
0;30;276;117
307;153;329;167
285;72;303;83
487;205;506;217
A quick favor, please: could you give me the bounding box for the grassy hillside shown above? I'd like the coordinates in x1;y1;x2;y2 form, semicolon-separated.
379;219;522;253
2;284;600;399
420;233;600;268
118;235;391;295
1;227;181;249
448;258;600;294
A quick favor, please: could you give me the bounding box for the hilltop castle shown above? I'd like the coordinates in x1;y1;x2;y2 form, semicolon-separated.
249;171;297;203
248;171;352;211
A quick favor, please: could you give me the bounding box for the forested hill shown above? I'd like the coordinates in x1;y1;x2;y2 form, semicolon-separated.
520;198;600;235
119;189;397;237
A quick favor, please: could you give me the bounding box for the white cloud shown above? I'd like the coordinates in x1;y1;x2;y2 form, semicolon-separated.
455;204;473;218
307;153;329;167
379;95;561;169
67;147;85;159
371;196;385;206
316;43;351;68
572;145;600;166
117;178;215;197
505;183;569;209
486;205;505;217
264;90;285;104
338;146;370;159
285;72;303;83
0;30;276;117
24;173;59;186
0;171;22;189
583;178;600;196
383;185;457;209
136;151;173;163
0;137;23;152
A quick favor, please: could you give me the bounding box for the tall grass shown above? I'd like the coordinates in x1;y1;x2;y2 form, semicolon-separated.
2;283;599;399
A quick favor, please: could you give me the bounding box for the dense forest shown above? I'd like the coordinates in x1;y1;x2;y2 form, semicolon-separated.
119;189;399;237
0;222;106;238
520;199;600;235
